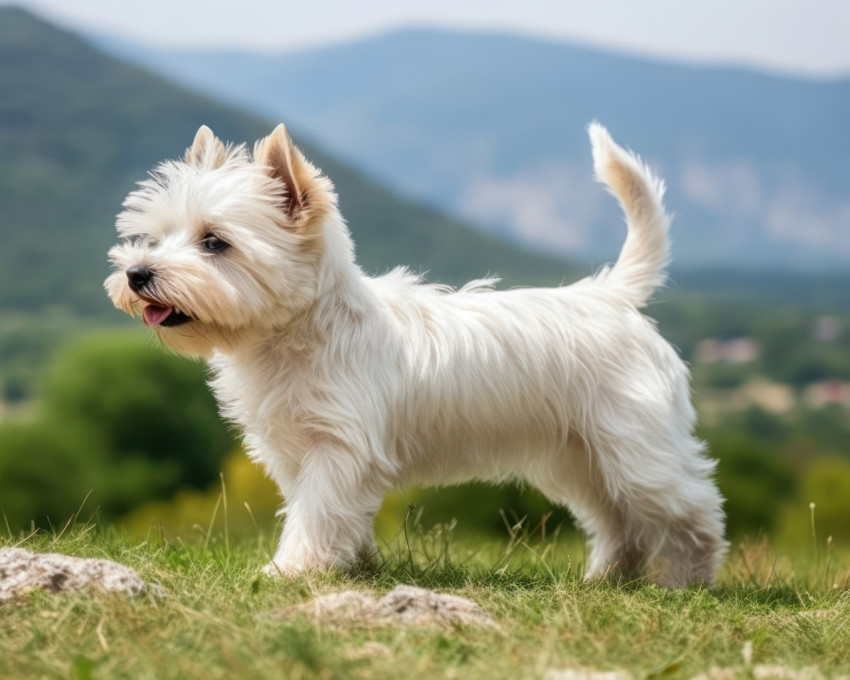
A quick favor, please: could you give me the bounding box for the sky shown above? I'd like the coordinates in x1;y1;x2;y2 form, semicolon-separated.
6;0;850;78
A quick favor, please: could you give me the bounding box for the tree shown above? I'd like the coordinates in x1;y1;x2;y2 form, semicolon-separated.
711;432;795;537
0;331;236;529
0;418;105;529
41;332;234;496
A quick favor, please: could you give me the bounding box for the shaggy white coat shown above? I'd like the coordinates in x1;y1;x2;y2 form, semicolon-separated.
106;122;727;587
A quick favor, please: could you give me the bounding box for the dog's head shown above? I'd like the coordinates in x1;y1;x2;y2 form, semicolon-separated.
105;124;340;355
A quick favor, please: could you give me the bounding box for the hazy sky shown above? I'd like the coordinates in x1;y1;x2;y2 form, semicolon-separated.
7;0;850;77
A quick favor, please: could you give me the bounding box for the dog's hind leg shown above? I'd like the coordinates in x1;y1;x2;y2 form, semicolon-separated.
582;431;727;588
533;428;726;587
531;437;648;582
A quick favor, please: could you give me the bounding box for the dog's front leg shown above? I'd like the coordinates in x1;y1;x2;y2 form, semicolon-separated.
262;442;387;577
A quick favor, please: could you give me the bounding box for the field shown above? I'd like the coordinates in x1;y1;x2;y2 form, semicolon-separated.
2;521;849;680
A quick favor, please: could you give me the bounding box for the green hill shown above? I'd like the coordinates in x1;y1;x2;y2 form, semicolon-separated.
0;7;577;321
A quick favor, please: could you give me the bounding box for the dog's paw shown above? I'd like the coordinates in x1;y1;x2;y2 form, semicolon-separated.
261;547;360;578
260;560;303;579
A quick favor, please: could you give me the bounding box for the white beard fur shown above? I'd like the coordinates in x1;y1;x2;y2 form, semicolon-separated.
107;122;727;588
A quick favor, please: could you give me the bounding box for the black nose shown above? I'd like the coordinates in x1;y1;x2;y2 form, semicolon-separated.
126;265;153;292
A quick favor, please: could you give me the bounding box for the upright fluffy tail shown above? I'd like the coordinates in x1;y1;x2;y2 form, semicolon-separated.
588;122;671;308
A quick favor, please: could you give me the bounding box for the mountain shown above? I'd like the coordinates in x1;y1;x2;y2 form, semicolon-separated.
0;9;578;320
98;29;850;270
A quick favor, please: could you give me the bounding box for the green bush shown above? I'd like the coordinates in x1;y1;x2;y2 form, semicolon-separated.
711;431;795;537
0;331;235;529
776;458;850;548
0;418;105;528
41;332;233;491
800;459;850;542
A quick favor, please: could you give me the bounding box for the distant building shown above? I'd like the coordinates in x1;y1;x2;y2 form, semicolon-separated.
695;337;760;364
734;377;796;414
803;379;850;408
697;376;795;423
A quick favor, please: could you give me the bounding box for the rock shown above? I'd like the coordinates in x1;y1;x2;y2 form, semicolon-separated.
691;666;827;680
691;668;737;680
546;670;629;680
280;584;498;629
380;584;496;627
0;547;148;601
752;667;825;680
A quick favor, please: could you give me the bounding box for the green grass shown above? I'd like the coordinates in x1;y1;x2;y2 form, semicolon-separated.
2;521;849;680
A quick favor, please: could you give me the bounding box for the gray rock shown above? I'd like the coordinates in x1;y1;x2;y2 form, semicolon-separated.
546;670;629;680
280;584;498;628
0;547;148;601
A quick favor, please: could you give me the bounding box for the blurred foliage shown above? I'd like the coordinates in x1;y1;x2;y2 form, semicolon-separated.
41;332;232;491
0;311;100;404
0;417;108;530
122;449;280;540
777;459;850;548
0;331;235;528
798;460;850;543
710;431;795;536
654;300;850;388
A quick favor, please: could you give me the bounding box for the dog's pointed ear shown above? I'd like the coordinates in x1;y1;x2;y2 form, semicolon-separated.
186;125;226;170
253;123;317;225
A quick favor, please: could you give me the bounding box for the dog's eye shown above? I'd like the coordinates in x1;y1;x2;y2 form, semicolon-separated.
201;234;229;252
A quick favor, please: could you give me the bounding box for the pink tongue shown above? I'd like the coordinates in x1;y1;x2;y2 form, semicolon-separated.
143;304;173;326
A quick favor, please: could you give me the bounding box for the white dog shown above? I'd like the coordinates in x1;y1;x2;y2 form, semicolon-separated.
106;122;727;587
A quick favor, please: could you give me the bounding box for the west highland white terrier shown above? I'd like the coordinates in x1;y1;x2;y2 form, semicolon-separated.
106;122;727;587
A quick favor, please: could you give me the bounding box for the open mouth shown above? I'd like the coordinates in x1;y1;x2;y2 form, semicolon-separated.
142;304;191;327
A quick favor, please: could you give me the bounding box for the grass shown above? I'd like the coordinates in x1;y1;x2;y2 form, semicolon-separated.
1;519;850;680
